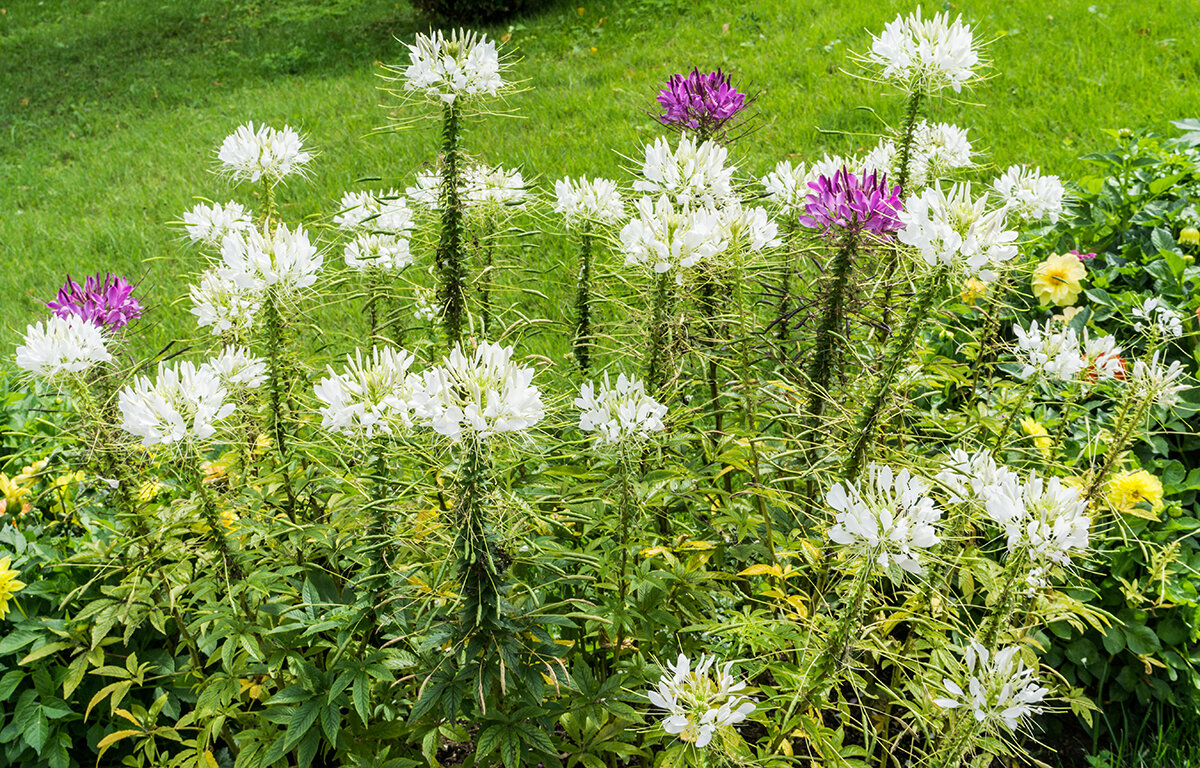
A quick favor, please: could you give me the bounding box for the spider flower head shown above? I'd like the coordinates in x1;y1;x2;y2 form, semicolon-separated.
863;6;982;94
934;642;1048;733
634;136;735;211
217;223;324;301
217;122;312;185
333;190;415;235
182;201;254;248
15;315;112;385
797;167;904;238
189;268;263;337
412;341;544;442
826;463;943;576
47;273;143;330
314;347;421;441
760;155;852;214
554;176;626;230
984;473;1090;573
656;68;748;139
648;653;756;749
117;360;236;449
575;373;668;446
396;29;506;106
1012;320;1085;382
619;195;727;274
898;182;1018;281
1131;297;1184;340
993;165;1065;225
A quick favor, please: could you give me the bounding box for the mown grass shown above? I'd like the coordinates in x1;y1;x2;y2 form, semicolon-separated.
1;0;1197;358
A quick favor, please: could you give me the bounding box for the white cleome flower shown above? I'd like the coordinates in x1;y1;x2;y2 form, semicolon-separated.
333;190;415;235
1081;331;1125;383
218;224;324;299
413;293;440;322
826;463;943;576
862;122;973;190
412;341;544;442
934;642;1048;732
190;268;263;336
634;136;735;210
935;448;1018;504
398;29;505;105
344;234;413;271
1129;351;1189;408
984;473;1090;572
313;347;420;441
217;122;312;185
464;164;528;217
619;195;727;273
118;361;236;448
718;200;781;252
554;176;626;230
864;7;981;94
182;201;254;248
1012;321;1085;382
15;316;112;384
1131;297;1184;339
202;346;267;390
760;155;855;214
575;373;668;446
898;182;1018;281
648;654;756;750
992;165;1065;225
405;169;443;210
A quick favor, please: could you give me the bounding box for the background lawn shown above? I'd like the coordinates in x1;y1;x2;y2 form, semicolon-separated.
1;0;1197;359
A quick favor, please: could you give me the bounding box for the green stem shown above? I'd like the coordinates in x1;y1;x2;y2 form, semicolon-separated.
454;436;504;632
1084;393;1153;504
991;374;1038;452
192;456;243;582
805;232;858;420
645;271;674;397
843;264;947;481
614;447;636;666
574;233;594;373
894;90;924;198
437;101;467;347
262;290;289;461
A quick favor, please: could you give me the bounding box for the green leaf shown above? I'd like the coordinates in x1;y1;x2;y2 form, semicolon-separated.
1124;624;1162;655
476;725;503;759
24;709;50;753
352;673;370;723
1101;626;1126;655
283;699;321;753
19;642;73;665
0;670;25;701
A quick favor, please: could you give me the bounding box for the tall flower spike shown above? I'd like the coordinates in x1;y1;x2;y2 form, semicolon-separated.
47;273;143;330
396;29;506;106
934;642;1048;733
826;463;943;576
217;122;311;185
575;373;668;446
656;68;748;139
16;316;112;385
412;342;544;442
797;167;904;238
182;201;255;248
992;165;1065;225
619;195;726;273
554;176;626;230
218;224;324;300
863;6;982;94
118;361;236;449
634;136;735;210
314;347;420;441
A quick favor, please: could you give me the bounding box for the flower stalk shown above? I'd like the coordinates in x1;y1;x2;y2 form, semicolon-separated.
436;101;468;347
805;232;858;420
453;435;505;632
645;271;675;396
574;233;595;372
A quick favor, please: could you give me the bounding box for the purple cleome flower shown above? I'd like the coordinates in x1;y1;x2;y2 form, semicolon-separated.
657;68;747;138
48;273;143;329
798;167;904;238
1069;249;1097;261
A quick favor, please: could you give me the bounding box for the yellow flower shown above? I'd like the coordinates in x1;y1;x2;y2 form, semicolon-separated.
135;480;166;503
1020;417;1052;456
961;278;987;306
1107;470;1164;518
1032;252;1087;306
0;557;26;620
220;508;239;531
1051;306;1085;326
0;474;32;512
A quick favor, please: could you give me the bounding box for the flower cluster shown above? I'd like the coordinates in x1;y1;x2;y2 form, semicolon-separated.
399;30;505;105
985;473;1090;578
314;347;420;441
898;182;1017;280
16;315;112;384
934;642;1048;732
862;121;973;190
1012;321;1085;382
412;342;544;442
463;164;528;216
343;234;413;272
1081;332;1125;383
992;165;1065;224
575;373;668;446
935;448;1017;504
865;7;981;94
634;136;735;210
797;167;904;238
619;195;726;273
217;122;311;185
47;273;143;329
118;360;236;449
1131;297;1184;339
218;223;324;300
648;654;756;749
333;190;415;235
718;201;781;252
826;463;943;575
205;346;268;391
182;201;255;247
554;176;626;229
190;269;262;336
656;68;747;137
1129;352;1189;408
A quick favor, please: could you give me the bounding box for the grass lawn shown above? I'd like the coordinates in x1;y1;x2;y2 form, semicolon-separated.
1;0;1197;358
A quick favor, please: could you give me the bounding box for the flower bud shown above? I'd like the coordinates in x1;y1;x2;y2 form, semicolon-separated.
1179;226;1199;246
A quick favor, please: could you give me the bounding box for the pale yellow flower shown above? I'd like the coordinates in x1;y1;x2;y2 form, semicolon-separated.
1107;470;1164;518
136;480;166;503
961;277;987;306
0;557;26;620
1032;252;1087;306
1020;417;1052;456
